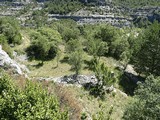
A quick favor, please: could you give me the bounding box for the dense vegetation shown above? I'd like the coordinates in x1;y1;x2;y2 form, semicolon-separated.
0;72;68;119
0;17;22;57
131;21;160;76
26;27;62;62
123;75;160;120
25;19;160;118
44;0;83;15
0;17;22;45
112;0;160;8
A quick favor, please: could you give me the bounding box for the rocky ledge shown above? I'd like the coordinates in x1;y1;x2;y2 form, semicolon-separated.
36;74;98;87
0;45;29;75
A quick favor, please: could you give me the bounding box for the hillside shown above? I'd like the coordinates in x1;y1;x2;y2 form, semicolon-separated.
0;0;159;27
0;0;160;120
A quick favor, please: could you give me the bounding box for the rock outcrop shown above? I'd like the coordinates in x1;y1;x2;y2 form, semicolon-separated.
124;64;139;83
0;45;28;75
37;74;98;87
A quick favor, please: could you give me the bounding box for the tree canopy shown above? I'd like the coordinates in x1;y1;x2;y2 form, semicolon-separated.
26;27;62;62
0;17;22;45
66;39;84;75
132;21;160;76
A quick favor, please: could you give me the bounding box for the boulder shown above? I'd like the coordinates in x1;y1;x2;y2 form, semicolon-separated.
124;64;139;83
125;64;138;76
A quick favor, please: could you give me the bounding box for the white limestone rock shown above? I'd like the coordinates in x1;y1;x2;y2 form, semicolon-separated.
0;45;29;75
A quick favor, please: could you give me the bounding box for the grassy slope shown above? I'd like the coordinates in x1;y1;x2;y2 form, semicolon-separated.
16;30;119;77
12;29;131;120
52;84;130;120
13;76;130;120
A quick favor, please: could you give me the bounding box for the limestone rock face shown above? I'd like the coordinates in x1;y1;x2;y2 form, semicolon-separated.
0;45;28;75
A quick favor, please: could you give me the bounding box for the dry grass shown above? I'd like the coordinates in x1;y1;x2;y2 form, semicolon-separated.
57;85;130;120
54;84;83;120
34;81;83;120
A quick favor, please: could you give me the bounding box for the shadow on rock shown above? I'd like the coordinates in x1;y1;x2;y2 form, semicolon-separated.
119;72;145;96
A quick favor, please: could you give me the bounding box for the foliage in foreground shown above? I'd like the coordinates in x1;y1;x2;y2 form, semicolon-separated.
0;73;68;120
123;75;160;120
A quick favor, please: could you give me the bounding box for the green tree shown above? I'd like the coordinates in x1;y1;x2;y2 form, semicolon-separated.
94;24;118;57
87;39;108;60
27;35;51;63
32;10;48;28
110;37;129;60
56;49;61;67
50;20;80;42
37;27;62;43
66;39;84;75
123;75;160;120
27;28;62;63
95;25;116;46
0;17;22;45
132;21;160;76
66;39;82;53
69;49;84;75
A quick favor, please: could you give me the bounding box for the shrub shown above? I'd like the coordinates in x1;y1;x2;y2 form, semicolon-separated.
0;72;69;119
123;75;160;120
0;17;22;45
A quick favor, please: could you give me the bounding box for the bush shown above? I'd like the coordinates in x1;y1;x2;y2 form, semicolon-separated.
0;34;13;57
0;72;69;119
87;61;117;99
123;75;160;120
